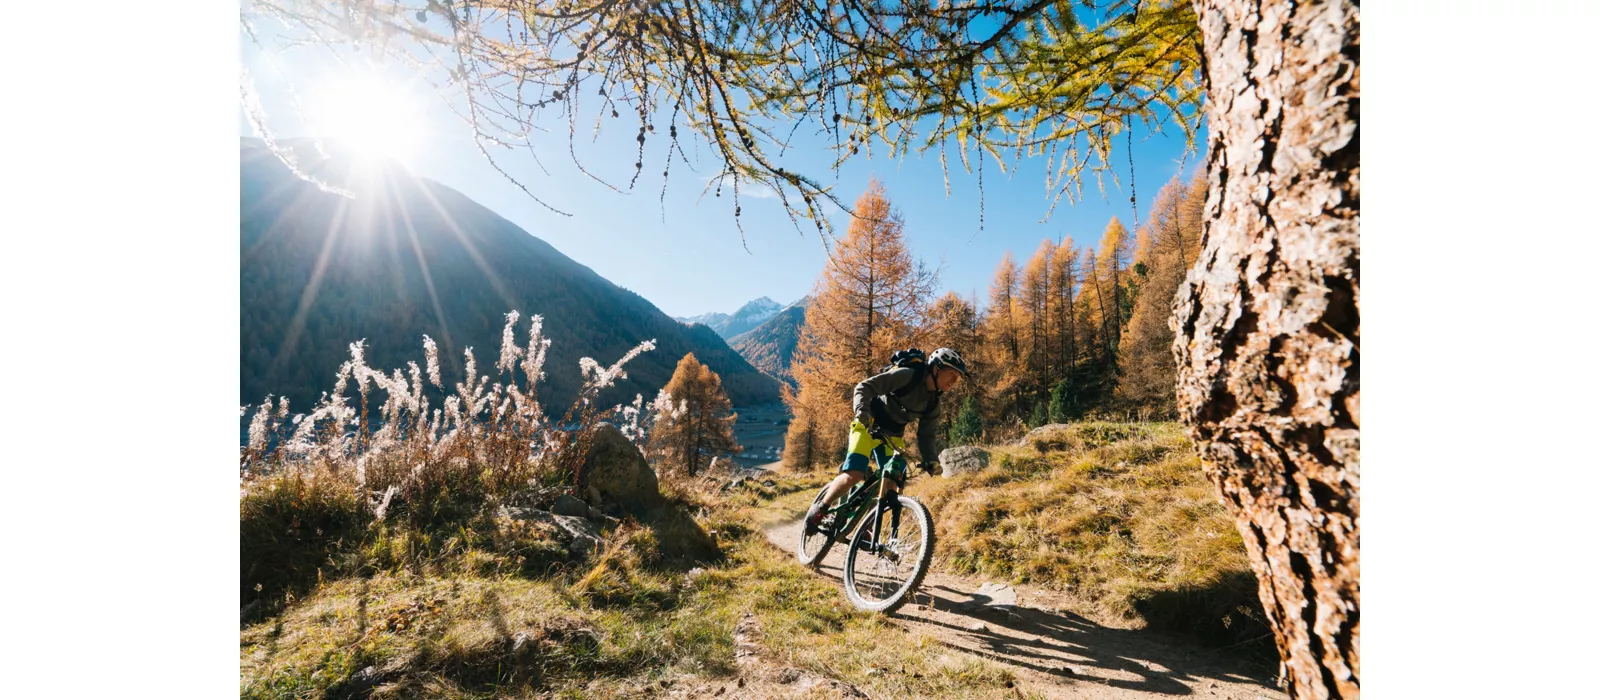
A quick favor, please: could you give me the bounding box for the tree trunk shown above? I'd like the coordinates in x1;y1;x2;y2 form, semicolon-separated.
1174;1;1359;698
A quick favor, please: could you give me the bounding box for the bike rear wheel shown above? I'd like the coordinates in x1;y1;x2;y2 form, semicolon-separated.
796;487;836;568
843;495;935;613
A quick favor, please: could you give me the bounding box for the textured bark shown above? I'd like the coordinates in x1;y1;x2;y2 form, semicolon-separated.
1173;1;1359;698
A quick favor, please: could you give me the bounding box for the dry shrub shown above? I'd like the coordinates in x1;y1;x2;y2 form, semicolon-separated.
240;464;367;608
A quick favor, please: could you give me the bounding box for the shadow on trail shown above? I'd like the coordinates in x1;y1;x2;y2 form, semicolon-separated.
776;518;1283;698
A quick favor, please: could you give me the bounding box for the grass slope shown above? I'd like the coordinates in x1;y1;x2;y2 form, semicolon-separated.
908;422;1270;646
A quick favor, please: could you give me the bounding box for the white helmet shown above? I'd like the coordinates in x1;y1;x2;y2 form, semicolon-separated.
928;347;968;377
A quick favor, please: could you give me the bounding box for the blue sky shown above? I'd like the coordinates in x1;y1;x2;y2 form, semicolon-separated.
241;41;1205;320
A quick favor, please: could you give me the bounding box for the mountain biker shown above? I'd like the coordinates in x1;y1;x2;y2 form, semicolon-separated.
804;347;969;534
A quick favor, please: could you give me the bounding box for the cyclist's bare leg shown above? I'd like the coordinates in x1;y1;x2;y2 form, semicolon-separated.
819;470;865;508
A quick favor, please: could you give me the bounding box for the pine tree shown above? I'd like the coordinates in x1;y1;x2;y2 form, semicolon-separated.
652;353;741;477
949;395;983;447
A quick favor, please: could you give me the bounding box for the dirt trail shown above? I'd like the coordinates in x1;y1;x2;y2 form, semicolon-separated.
760;506;1286;700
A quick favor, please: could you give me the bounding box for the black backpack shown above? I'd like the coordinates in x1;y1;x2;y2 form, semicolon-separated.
881;348;928;399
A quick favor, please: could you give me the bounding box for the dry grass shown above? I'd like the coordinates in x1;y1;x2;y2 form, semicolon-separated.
909;422;1269;645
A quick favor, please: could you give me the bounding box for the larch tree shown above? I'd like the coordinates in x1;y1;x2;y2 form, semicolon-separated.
788;179;933;460
255;1;1359;694
652;353;740;477
779;382;824;472
923;291;981;442
1082;247;1112;364
1019;240;1056;393
1120;175;1206;413
1096;217;1134;349
1050;239;1080;381
1171;5;1360;694
983;253;1025;424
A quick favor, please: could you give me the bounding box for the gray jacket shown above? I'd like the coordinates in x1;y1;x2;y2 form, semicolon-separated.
852;366;942;461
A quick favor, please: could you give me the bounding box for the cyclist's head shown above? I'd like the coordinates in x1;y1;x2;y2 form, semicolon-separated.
928;348;968;391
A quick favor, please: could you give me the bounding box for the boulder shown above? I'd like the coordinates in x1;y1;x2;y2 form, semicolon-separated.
550;494;592;518
939;446;991;477
580;423;664;514
497;506;603;556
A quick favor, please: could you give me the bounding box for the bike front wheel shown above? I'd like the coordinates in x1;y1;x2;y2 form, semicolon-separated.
843;494;935;613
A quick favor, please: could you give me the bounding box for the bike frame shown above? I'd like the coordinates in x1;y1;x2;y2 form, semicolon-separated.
820;437;909;548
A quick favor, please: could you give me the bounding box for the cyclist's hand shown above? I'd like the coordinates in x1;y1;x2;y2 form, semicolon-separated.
868;425;886;442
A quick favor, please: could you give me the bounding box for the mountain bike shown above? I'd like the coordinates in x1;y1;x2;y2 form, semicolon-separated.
795;434;936;613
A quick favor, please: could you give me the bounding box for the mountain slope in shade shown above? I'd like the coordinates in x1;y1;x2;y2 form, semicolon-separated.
728;297;811;386
240;139;781;412
675;296;782;339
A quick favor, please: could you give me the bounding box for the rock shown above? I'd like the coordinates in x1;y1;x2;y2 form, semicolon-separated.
958;582;1018;610
239;600;260;624
733;612;763;666
939;446;991;476
497;506;603;556
965;620;990;633
761;479;776;488
551;494;591;518
580;423;664;514
546;624;602;653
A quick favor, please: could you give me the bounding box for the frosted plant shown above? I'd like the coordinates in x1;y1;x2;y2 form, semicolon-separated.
522;315;549;385
617;393;646;445
242;309;670;532
423;335;442;388
578;339;657;392
247;397;274;454
497;310;523;375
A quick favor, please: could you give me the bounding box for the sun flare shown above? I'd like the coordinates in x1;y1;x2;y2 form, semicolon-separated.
307;70;426;166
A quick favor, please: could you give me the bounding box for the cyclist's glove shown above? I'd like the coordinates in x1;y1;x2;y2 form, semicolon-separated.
868;425;887;442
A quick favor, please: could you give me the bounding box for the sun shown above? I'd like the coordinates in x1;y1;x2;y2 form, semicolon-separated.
307;69;426;167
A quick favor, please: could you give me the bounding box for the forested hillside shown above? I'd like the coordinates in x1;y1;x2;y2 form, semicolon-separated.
240;139;780;414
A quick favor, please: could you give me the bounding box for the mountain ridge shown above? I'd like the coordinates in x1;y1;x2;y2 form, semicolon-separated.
240;139;781;413
674;295;787;339
728;296;811;386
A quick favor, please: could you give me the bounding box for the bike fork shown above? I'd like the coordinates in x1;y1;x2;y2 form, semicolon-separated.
866;497;903;554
